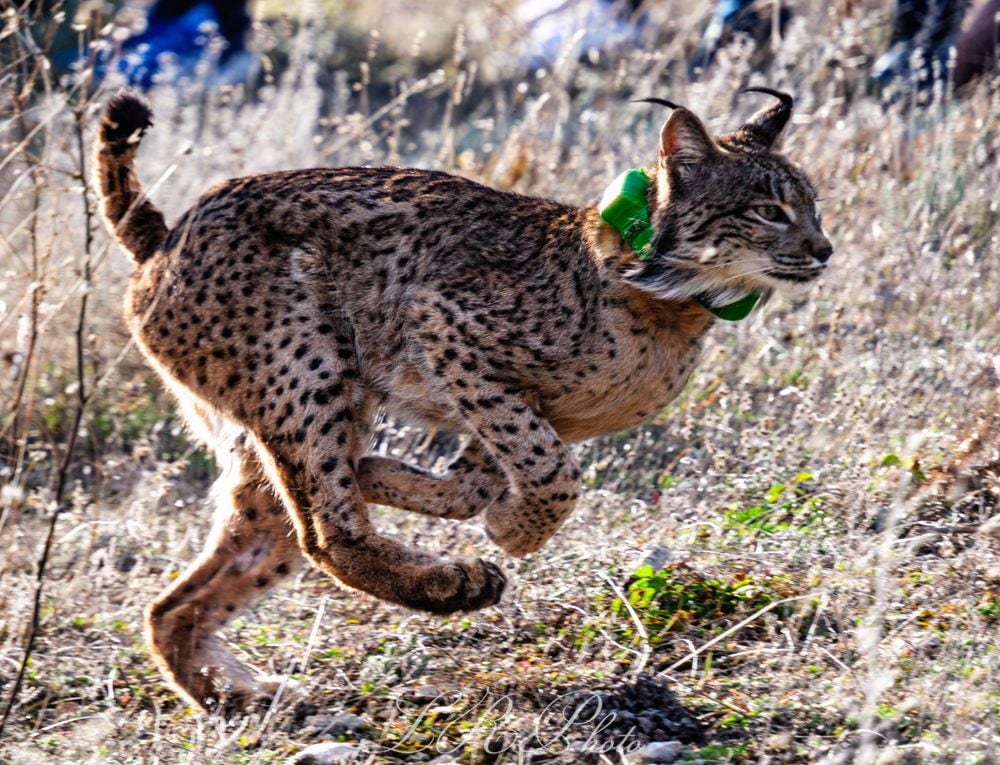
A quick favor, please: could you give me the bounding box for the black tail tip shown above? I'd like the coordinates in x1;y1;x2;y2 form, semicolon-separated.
101;90;154;145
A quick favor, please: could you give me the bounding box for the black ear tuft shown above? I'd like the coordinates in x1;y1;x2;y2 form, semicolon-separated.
632;97;685;111
101;90;154;146
741;87;793;112
737;87;794;149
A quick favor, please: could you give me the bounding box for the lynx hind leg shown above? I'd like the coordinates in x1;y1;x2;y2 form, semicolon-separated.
357;440;506;520
145;435;301;713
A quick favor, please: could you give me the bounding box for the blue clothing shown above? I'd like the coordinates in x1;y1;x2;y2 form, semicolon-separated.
118;2;222;88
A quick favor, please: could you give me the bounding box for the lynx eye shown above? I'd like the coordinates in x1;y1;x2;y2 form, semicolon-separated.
755;204;789;224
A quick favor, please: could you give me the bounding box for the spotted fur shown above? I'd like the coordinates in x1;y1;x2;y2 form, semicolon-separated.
95;88;831;711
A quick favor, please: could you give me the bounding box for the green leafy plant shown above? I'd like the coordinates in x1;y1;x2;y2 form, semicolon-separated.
723;472;828;537
612;563;798;643
879;453;928;482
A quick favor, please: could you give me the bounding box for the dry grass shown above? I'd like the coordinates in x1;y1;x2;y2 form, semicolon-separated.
1;1;998;763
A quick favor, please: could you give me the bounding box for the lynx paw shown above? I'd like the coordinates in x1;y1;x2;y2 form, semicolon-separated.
211;674;300;717
407;558;507;614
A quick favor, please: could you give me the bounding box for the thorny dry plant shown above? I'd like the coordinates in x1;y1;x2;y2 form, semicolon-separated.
0;1;997;763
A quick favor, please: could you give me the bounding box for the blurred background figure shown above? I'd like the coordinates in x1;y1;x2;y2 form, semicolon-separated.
871;0;999;92
83;0;254;88
516;0;648;67
953;0;1000;87
869;0;967;91
688;0;791;77
686;0;995;93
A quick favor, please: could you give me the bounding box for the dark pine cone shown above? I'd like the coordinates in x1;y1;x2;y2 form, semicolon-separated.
561;673;705;747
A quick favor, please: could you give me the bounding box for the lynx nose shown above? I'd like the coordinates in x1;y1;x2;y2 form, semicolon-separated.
806;238;833;264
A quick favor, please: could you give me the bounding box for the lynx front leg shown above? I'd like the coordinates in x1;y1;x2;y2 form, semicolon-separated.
471;400;581;556
357;441;506;520
145;439;301;712
412;381;580;555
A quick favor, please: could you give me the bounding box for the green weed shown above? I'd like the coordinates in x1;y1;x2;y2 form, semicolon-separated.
612;563;799;643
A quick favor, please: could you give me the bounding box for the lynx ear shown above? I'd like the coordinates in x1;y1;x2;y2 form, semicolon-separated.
659;109;717;165
737;87;793;149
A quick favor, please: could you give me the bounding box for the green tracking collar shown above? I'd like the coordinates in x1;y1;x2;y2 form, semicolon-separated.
598;168;656;261
700;290;761;321
598;168;762;322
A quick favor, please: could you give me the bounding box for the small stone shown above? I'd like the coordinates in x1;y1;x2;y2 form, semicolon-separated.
637;544;672;571
978;514;1000;537
409;686;449;704
639;740;683;763
427;756;460;764
765;732;792;750
287;741;357;764
301;712;366;737
328;712;366;734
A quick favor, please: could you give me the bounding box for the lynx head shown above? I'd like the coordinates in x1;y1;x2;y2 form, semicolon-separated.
628;89;832;310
